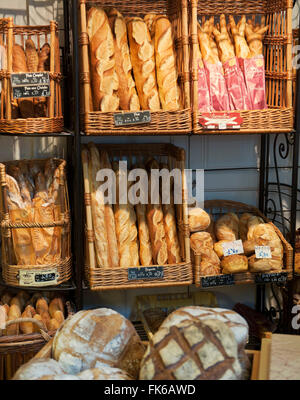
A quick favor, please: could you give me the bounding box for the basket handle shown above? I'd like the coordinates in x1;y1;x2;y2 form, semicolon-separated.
4;318;51;341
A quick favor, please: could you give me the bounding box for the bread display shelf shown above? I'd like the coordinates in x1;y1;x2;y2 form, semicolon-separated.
0;159;72;287
83;143;192;291
190;0;294;134
0;300;74;380
0;18;63;134
193;200;293;288
79;0;191;135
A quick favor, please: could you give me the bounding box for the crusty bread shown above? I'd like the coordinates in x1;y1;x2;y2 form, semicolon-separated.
153;16;181;110
87;7;119;112
162;194;181;264
25;38;39;72
49;298;64;318
20;306;35;334
13;358;65;380
190;232;214;253
135;202;153;266
6;304;21;336
127;17;161;111
128;201;140;267
108;9;140;111
188;207;211;232
215;213;239;241
221;254;248;274
38;43;51;71
36;298;49;314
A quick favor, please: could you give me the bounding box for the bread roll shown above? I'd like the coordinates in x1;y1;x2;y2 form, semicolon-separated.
20;306;35;334
221;254;248;274
88;144;110;267
188;207;211;232
199;247;221;276
53;308;145;379
127;18;161;111
215;213;239;241
25;38;39;72
10;296;23;310
108;9;140;111
87;7;119;111
6;304;21;335
153;16;181;110
213;240;231;258
190;232;214;254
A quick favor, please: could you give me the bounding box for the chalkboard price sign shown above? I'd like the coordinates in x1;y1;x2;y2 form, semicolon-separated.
114;111;151;127
201;274;235;288
128;266;164;281
11;72;51;99
255;272;287;284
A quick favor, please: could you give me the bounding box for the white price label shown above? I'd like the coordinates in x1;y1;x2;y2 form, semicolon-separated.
19;269;59;287
255;246;272;259
222;240;244;257
218;122;227;130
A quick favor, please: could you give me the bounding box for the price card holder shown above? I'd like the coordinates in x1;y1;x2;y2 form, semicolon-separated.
255;246;272;259
255;272;287;284
128;266;164;281
222;240;244;257
201;274;235;288
199;112;243;130
18;269;59;287
11;72;51;99
114;111;151;127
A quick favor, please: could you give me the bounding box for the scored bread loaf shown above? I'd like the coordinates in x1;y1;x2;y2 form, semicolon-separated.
13;358;65;380
49;297;64;317
99;150;119;268
190;232;214;253
127;17;161;111
153;16;181;110
88;144;110;267
108;9;140;111
221;254;248;274
188;207;211;232
87;7;119;111
162;194;181;264
215;213;239;241
126;177;140;267
144;14;158;36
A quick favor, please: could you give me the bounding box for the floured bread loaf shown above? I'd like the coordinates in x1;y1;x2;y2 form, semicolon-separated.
87;7;119;111
127;18;161;111
77;366;133;380
140;318;242;380
13;358;64;380
190;232;214;252
52;308;145;378
108;9;140;111
215;213;239;241
221;254;248;274
153;16;181;110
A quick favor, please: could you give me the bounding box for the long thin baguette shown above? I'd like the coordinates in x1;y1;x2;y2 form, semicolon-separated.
88;143;110;267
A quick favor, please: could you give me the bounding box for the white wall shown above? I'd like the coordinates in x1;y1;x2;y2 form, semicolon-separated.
1;0;299;318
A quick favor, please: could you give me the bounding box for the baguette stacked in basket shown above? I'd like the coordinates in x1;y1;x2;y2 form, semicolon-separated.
189;208;284;276
86;6;182;112
0;290;66;336
4;159;62;266
196;14;268;112
82;143;182;268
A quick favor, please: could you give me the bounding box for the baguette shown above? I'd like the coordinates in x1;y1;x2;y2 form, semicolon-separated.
108;9;140;111
153;16;181;110
53;310;64;326
87;7;119;112
99;150;119;268
127;17;161;110
49;297;64;318
25;38;39;72
128;180;140;267
144;14;158;36
6;304;21;336
48;318;60;331
33;314;46;333
36;298;49;315
20;306;35;334
88;143;110;267
38;42;51;71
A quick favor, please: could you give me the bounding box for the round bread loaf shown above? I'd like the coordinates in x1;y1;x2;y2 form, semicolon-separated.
52;308;145;378
160;306;249;350
140;318;242;380
188;208;211;232
77;366;132;380
190;232;214;253
221;254;248;274
13;358;64;380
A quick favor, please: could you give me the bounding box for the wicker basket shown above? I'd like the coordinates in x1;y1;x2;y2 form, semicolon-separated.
0;18;63;134
0;159;72;287
79;0;191;135
193;200;293;287
83;143;192;290
190;0;294;134
0;300;73;380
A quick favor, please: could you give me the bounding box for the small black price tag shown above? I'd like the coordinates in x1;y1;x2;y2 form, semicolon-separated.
128;266;164;281
201;274;235;288
114;111;151;127
11;72;50;99
255;272;287;284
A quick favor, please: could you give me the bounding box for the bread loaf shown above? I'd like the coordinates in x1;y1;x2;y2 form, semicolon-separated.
77;366;133;380
247;216;265;240
248;255;283;273
147;196;168;265
33;314;46;333
25;38;39;72
162;193;181;264
128;202;140;267
13;358;65;380
99;150;119;268
135;202;153;266
190;232;214;254
88;144;110;267
49;298;64;317
153;16;181;110
144;14;158;36
53;308;145;379
108;9;140;111
140;318;242;380
20;306;35;334
215;213;239;241
221;254;248;274
188;207;211;232
38;43;51;71
6;304;21;335
127;18;161;110
213;240;231;258
239;213;253;241
36;298;48;314
87;7;119;111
